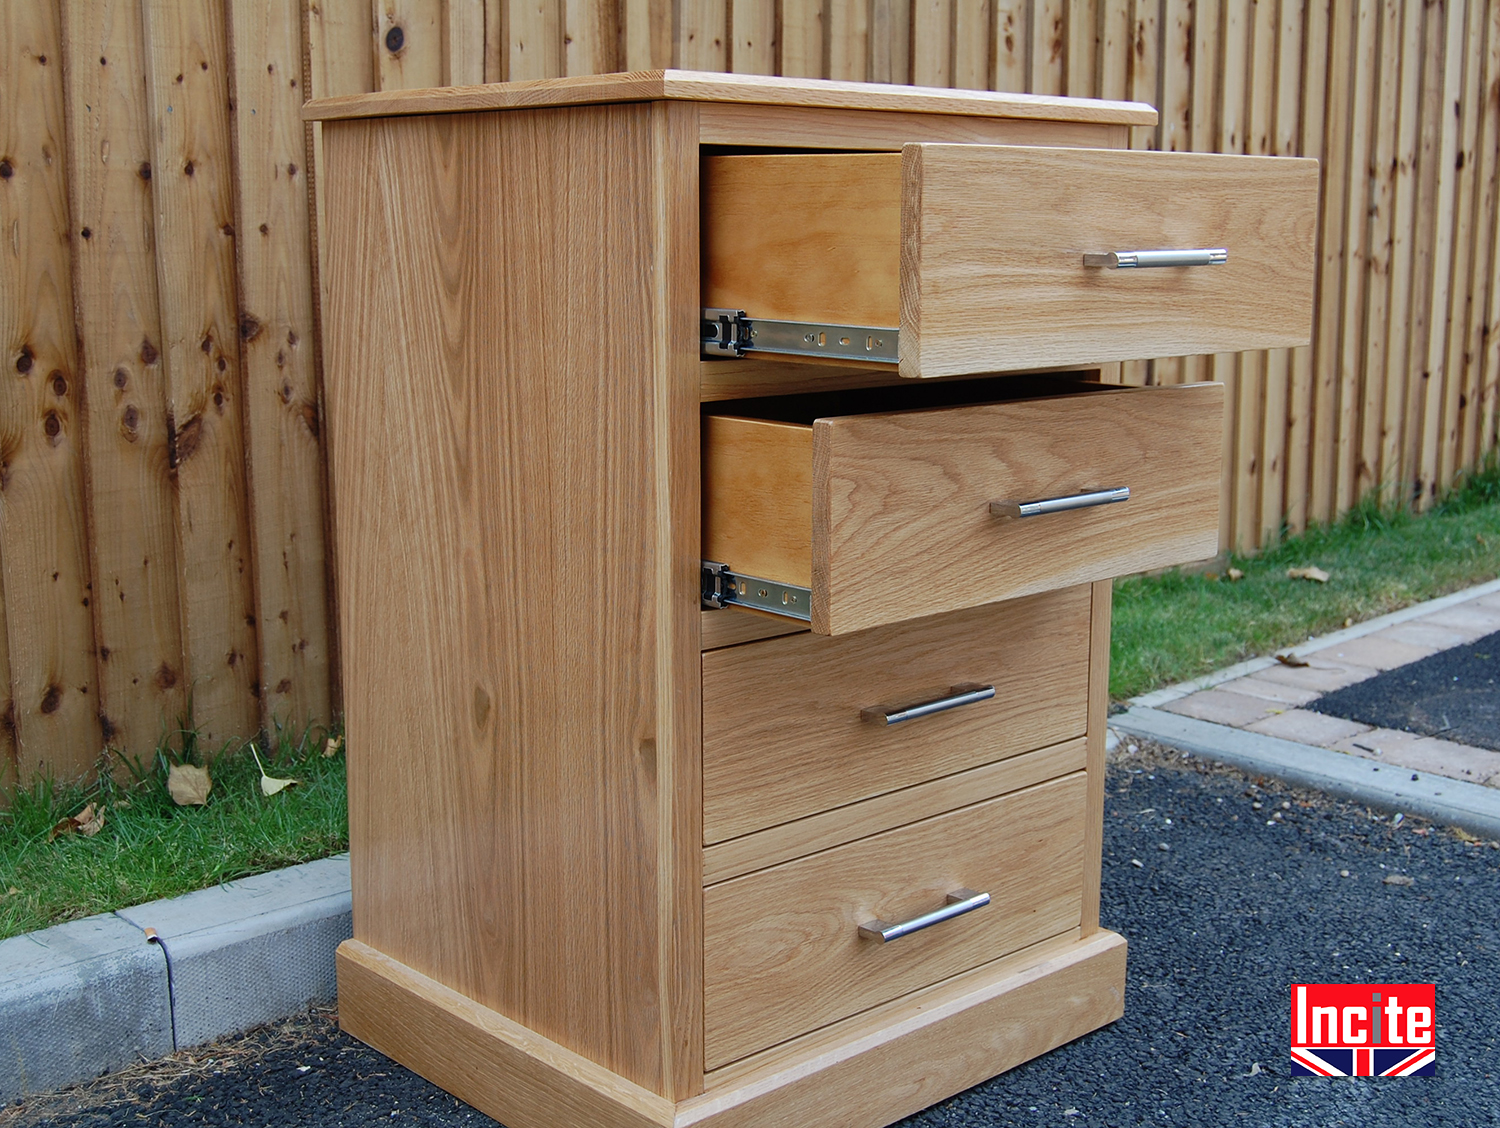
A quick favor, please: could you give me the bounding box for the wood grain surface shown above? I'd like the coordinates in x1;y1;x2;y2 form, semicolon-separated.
702;589;1090;843
703;736;1086;885
703;772;1087;1068
811;383;1224;634
0;1;99;780
225;0;333;733
58;0;187;763
339;929;1126;1128
323;101;701;1096
899;143;1320;377
303;67;1159;123
699;608;807;652
702;153;901;328
683;931;1124;1127
701;415;813;587
696;101;1125;149
337;940;676;1128
141;0;260;745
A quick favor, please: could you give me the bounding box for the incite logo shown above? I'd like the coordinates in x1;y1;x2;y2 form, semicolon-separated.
1290;983;1436;1076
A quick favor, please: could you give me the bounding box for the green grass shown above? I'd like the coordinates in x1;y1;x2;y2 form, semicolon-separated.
1110;455;1500;700
0;724;347;941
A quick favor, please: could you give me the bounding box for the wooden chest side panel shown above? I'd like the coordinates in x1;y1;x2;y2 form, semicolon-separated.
323;103;698;1094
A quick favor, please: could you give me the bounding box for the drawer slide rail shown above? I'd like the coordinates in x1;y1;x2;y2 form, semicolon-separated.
702;308;898;364
701;561;812;622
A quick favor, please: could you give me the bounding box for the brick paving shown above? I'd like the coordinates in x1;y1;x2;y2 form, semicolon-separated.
1151;584;1500;789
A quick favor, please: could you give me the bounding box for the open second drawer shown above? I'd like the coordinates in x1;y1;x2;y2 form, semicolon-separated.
702;378;1224;635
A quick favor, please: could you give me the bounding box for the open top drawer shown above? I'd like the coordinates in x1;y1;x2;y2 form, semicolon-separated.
702;145;1318;378
703;378;1223;635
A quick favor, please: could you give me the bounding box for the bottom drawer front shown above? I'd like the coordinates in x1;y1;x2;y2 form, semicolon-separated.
703;772;1086;1069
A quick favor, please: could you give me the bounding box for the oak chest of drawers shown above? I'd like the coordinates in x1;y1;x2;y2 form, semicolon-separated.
307;71;1315;1128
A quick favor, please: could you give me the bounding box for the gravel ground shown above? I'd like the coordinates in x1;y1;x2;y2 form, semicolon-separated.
8;744;1497;1128
1308;629;1500;751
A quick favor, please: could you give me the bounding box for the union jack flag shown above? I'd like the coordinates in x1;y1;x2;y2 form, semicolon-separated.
1290;1047;1436;1076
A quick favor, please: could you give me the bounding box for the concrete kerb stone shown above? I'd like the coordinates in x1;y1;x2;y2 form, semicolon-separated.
0;913;172;1102
114;855;352;1049
1113;706;1500;842
0;854;351;1104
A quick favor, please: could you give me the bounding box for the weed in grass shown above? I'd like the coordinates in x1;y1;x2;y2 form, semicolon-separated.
1110;451;1500;700
0;723;346;941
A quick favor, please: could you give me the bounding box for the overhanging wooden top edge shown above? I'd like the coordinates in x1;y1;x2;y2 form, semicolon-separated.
302;69;1158;126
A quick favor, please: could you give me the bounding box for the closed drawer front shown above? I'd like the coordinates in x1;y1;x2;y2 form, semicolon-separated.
702;588;1091;844
703;772;1087;1069
703;145;1317;378
704;379;1223;635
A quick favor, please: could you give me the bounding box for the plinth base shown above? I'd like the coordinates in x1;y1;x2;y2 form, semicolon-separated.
336;929;1126;1128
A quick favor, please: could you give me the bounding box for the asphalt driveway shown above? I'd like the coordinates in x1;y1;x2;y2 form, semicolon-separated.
9;744;1497;1128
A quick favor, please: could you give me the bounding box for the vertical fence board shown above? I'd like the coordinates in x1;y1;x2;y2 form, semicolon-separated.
1307;0;1352;523
1259;0;1305;542
0;567;11;789
1067;0;1099;98
1355;0;1398;504
1471;0;1500;460
1160;0;1192;152
1415;0;1467;506
1438;0;1485;490
509;0;563;78
779;0;825;76
954;0;992;90
912;0;953;86
60;0;187;759
870;0;911;82
731;0;777;73
140;0;260;747
1128;0;1161;148
1099;0;1129;101
564;0;620;75
1031;0;1065;93
0;1;100;781
446;0;488;82
680;0;728;70
992;0;1028;90
827;0;870;81
373;0;445;88
226;0;332;736
1381;0;1422;501
1331;0;1377;514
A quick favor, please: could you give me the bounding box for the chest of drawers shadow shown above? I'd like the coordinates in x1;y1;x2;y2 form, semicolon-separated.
306;70;1316;1128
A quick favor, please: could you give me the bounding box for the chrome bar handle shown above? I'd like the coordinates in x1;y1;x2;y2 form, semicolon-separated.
860;684;994;726
1083;248;1228;268
989;486;1129;520
859;889;991;943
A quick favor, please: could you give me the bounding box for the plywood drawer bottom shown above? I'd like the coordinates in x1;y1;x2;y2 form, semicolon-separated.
703;772;1087;1069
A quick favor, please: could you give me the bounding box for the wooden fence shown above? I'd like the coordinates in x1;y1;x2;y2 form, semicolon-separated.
2;0;1498;785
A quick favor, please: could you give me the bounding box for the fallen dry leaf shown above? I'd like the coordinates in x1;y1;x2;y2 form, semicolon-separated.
1275;652;1311;667
1287;566;1330;583
49;802;106;840
1227;567;1245;581
250;745;300;797
323;735;344;759
3;887;18;898
77;803;105;837
167;763;213;806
